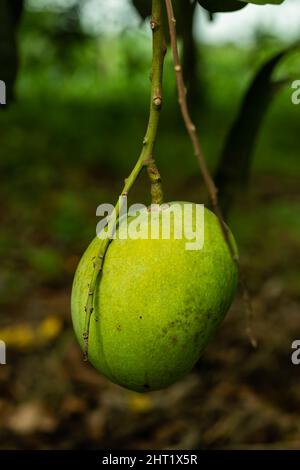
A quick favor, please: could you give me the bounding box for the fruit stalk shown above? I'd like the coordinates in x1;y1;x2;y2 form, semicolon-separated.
83;0;166;360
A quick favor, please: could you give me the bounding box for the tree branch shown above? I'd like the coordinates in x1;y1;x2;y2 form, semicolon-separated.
164;0;234;254
164;0;256;348
83;0;166;360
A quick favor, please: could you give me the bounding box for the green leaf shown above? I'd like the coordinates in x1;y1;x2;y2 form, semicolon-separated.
198;0;246;13
131;0;149;20
198;0;285;13
238;0;285;4
215;43;299;215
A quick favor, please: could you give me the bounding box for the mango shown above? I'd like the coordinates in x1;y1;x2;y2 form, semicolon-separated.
71;202;238;392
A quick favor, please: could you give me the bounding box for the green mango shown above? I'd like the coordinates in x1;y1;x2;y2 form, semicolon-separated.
71;203;238;392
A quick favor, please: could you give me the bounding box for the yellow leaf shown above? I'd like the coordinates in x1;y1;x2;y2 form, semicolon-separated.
37;315;63;343
0;315;63;350
127;393;153;413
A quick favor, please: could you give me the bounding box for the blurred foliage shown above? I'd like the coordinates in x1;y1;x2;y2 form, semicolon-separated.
0;0;24;102
198;0;286;12
0;5;299;312
215;43;300;215
0;1;300;451
0;315;63;349
198;0;246;13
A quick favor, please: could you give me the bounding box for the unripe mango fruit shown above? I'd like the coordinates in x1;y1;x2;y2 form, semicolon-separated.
71;203;238;392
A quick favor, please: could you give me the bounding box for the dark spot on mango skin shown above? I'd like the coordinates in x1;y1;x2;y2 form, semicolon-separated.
143;383;150;390
116;324;122;331
171;335;178;344
139;316;143;319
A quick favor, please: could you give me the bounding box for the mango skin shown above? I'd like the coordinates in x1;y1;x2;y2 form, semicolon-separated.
71;203;238;392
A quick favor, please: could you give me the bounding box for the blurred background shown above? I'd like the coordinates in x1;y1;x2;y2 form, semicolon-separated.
0;0;300;449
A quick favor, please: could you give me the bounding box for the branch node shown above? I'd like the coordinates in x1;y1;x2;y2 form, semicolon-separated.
153;95;163;108
150;20;158;31
82;0;166;363
144;157;153;166
147;159;164;205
